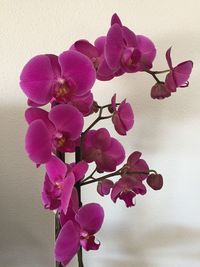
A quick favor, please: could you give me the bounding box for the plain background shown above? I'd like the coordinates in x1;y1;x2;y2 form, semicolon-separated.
1;0;200;266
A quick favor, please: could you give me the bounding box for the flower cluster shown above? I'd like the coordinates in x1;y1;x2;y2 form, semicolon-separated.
20;13;193;266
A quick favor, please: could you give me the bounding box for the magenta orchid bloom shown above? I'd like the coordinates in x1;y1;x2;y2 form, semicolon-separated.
97;179;114;196
165;47;193;92
111;94;134;135
42;155;88;214
20;51;96;115
83;128;125;172
71;37;120;81
111;176;147;207
25;104;83;164
105;13;156;73
124;151;149;181
55;203;104;266
111;151;149;207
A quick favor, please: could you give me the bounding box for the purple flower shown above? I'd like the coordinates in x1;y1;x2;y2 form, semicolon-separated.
83;128;125;172
165;47;193;92
97;179;114;196
71;37;118;81
111;94;134;135
42;155;88;214
25;104;83;164
124;151;149;181
105;13;156;73
111;151;149;207
55;203;104;266
111;176;147;207
20;51;96;115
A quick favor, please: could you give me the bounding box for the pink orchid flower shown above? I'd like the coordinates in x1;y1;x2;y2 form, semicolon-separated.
83;128;125;172
111;151;149;207
165;47;193;92
124;151;149;181
55;203;104;266
42;156;88;214
151;48;193;100
105;13;156;73
25;104;83;164
111;94;134;135
111;176;147;207
20;51;96;115
71;37;121;81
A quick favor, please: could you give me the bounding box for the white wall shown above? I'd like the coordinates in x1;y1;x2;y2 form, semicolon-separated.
1;0;200;266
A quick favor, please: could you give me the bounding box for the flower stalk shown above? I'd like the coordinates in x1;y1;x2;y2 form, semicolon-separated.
55;151;65;267
75;146;84;267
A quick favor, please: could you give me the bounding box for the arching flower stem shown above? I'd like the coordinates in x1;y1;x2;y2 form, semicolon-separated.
80;168;157;186
145;69;170;83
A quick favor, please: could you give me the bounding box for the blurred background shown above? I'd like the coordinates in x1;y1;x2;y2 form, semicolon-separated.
0;0;200;266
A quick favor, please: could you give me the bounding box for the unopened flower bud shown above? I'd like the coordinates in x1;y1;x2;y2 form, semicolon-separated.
147;174;163;190
151;83;171;100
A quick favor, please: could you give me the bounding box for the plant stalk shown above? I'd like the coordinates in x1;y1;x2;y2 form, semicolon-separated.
75;146;84;267
55;151;65;267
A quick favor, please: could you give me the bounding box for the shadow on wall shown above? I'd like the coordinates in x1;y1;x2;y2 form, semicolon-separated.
100;224;200;267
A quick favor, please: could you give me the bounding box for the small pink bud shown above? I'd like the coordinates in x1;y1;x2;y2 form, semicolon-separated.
151;83;171;100
147;174;163;190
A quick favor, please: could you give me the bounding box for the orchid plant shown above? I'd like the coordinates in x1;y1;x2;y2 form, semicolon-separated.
20;13;193;267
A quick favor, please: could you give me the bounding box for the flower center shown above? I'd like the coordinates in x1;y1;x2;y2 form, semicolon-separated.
80;230;92;240
91;57;100;70
55;181;64;190
54;84;69;98
55;136;66;148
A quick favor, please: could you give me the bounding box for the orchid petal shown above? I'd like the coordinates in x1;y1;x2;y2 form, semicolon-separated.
59;50;96;96
81;235;100;251
122;26;137;47
71;92;93;116
118;102;134;131
97;59;115;81
49;104;83;139
111;94;117;111
45;156;67;183
94;36;106;55
97;179;114;196
54;220;80;265
105;24;124;70
173;60;193;87
75;203;104;234
166;47;173;69
72;161;89;182
74;40;99;58
25;120;52;164
25;108;55;134
111;13;122;26
61;172;75;214
112;113;127;135
20;54;59;105
92;128;111;150
136;35;156;69
104;138;125;167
